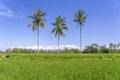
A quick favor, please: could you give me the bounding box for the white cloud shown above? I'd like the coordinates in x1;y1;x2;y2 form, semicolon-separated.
10;44;79;50
0;3;13;17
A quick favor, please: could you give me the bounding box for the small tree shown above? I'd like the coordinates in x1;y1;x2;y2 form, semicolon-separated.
6;48;12;53
100;46;109;53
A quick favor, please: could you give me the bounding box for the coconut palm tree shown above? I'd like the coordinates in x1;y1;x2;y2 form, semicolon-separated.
51;16;68;54
74;10;87;53
28;9;46;52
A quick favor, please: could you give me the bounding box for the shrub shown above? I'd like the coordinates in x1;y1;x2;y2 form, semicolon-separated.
5;54;10;58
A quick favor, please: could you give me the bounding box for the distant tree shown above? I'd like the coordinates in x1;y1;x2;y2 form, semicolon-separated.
91;43;99;49
84;44;101;53
84;45;98;53
28;9;47;52
109;43;114;52
100;45;109;53
6;48;12;53
74;10;87;53
113;44;117;52
51;16;68;54
12;48;21;53
83;46;91;53
20;48;33;53
62;47;80;53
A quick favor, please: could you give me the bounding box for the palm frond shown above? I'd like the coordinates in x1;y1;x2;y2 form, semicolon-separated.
28;16;35;19
33;23;38;31
52;23;57;26
51;27;57;33
28;22;34;27
39;22;47;27
63;26;69;31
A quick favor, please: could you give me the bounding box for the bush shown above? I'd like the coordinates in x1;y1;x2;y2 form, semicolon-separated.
5;54;10;58
62;47;80;53
100;48;110;53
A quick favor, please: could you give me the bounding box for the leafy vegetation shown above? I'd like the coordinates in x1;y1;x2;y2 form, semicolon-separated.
83;43;120;53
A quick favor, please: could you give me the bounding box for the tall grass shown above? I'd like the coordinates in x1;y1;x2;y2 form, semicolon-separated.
0;53;120;80
4;53;120;60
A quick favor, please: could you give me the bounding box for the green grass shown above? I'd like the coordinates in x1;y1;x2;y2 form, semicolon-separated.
0;53;120;80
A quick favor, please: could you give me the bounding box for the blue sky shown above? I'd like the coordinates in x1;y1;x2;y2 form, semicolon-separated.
0;0;120;50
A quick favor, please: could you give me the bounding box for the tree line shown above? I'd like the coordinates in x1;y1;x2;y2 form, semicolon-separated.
0;43;119;53
83;43;120;53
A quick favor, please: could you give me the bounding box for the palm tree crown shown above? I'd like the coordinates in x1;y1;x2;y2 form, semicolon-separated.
51;16;68;37
74;10;87;26
28;9;46;30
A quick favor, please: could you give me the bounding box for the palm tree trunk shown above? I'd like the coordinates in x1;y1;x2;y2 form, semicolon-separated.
80;25;82;53
37;28;39;53
58;35;60;54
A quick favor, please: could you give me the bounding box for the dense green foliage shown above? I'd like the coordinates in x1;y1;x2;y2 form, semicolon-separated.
0;53;120;80
83;43;120;53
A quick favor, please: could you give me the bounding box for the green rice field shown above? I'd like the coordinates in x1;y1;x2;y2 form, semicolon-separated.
0;53;120;80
